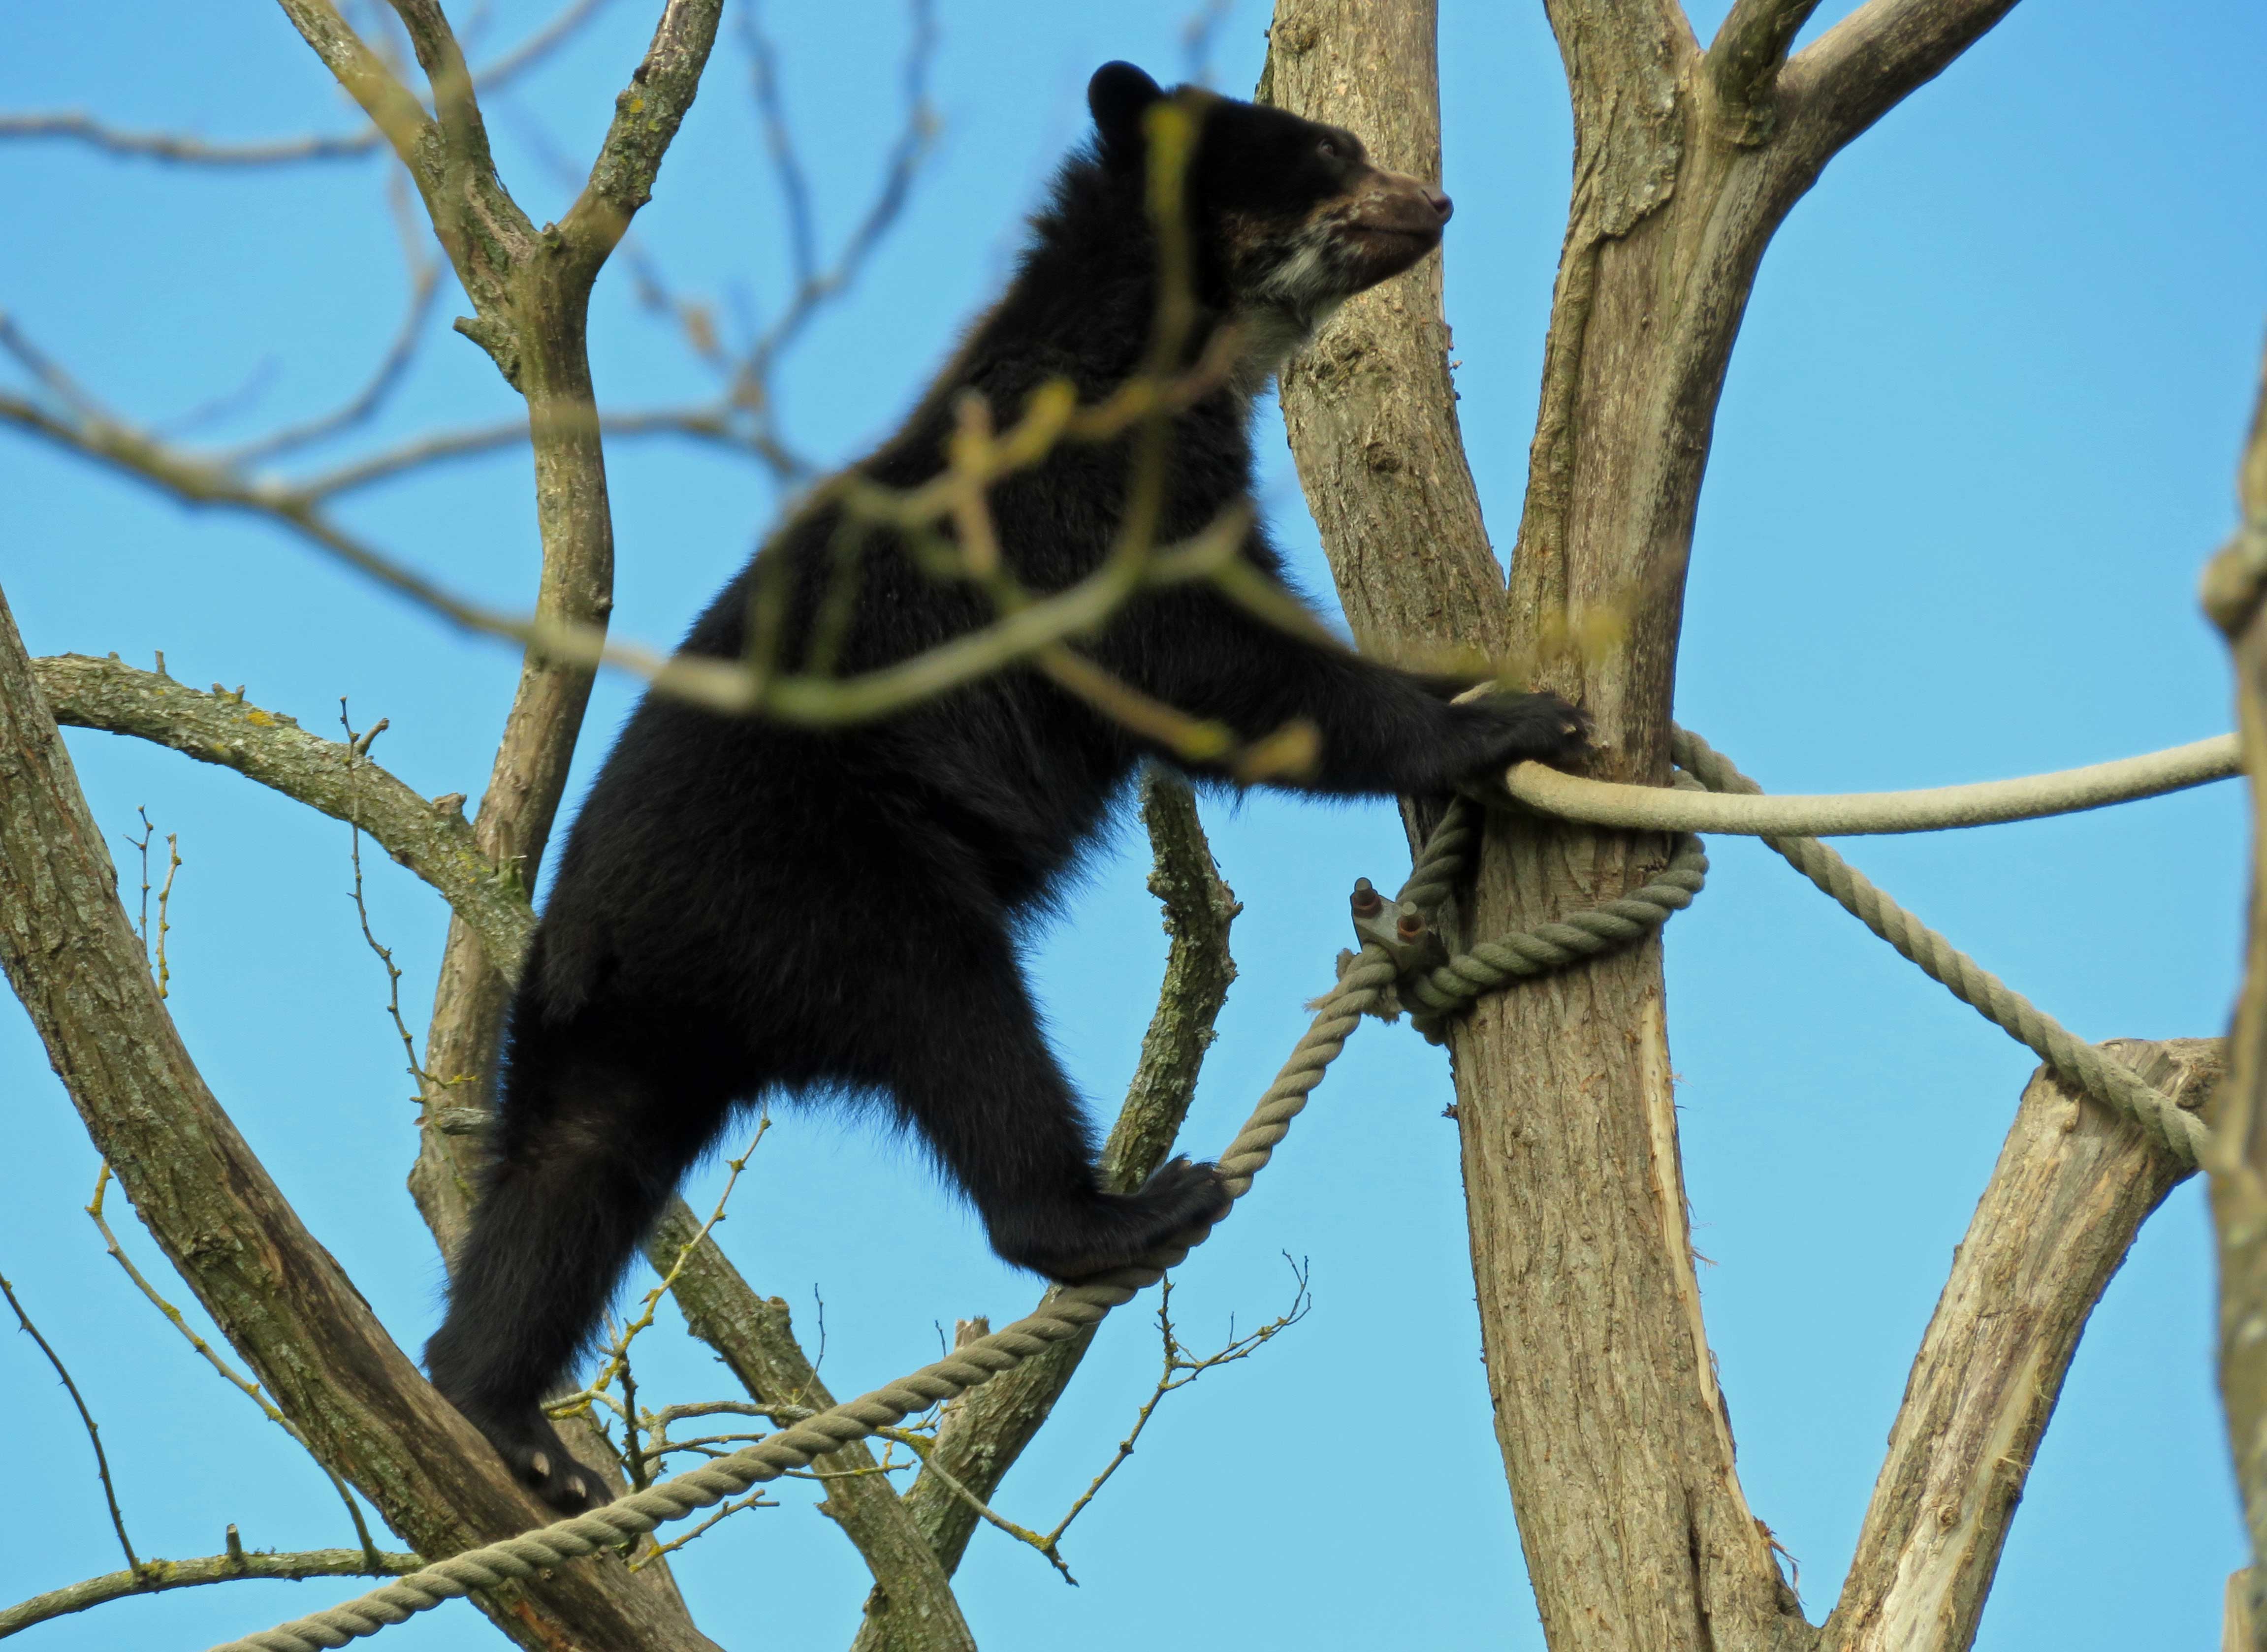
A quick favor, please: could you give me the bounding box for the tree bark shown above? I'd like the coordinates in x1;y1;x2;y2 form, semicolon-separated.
1821;1040;2222;1652
1263;2;2020;1646
647;1202;980;1652
2203;333;2267;1648
0;583;717;1652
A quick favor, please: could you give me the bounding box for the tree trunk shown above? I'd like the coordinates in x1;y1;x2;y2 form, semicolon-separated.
2203;335;2267;1648
1263;0;2020;1644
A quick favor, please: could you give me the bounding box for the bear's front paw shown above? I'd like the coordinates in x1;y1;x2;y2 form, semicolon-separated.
1451;690;1589;780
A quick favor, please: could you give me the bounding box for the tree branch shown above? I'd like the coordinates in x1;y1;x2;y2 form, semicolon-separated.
0;582;717;1652
0;0;625;168
2201;328;2267;1637
1257;0;1509;663
559;0;731;269
31;653;533;976
1820;1040;2222;1652
0;1545;422;1638
1779;0;2024;166
268;0;436;181
642;1204;978;1652
0;1271;139;1577
1708;0;1826;142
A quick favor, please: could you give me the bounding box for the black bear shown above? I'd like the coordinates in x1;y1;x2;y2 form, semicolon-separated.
425;62;1583;1511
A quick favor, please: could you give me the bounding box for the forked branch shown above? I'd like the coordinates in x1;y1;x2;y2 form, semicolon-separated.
1820;1040;2222;1652
1709;0;1826;141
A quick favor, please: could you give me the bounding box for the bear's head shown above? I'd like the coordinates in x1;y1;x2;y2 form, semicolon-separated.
1086;61;1452;337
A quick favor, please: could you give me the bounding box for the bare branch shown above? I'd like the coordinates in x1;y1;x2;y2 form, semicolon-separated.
0;1270;139;1577
473;0;625;96
1259;0;1509;661
0;1544;422;1638
269;0;435;178
558;0;730;267
1099;770;1243;1184
225;238;443;466
291;403;776;495
0;585;717;1652
0;112;384;165
2202;328;2267;1633
1779;0;2024;164
0;0;625;168
643;1202;978;1652
1820;1040;2221;1652
86;1164;389;1567
1034;1264;1310;1574
728;0;937;421
0;312;108;417
1708;0;1825;142
32;653;534;975
384;0;488;170
2;349;1304;730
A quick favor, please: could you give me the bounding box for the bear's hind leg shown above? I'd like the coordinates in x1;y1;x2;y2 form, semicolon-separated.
426;1048;731;1512
874;919;1231;1282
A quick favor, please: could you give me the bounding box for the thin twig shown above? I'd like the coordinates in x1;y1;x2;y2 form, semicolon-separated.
85;1167;387;1567
1038;1260;1311;1570
128;805;156;953
228;250;442;466
1;1271;139;1577
626;1489;778;1569
889;1260;1311;1589
340;702;429;1098
0;312;104;417
146;824;182;1001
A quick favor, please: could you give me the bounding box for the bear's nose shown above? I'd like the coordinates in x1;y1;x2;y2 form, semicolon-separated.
1427;189;1454;223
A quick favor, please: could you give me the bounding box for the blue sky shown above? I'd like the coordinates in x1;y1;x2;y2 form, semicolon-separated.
2;1;2263;1647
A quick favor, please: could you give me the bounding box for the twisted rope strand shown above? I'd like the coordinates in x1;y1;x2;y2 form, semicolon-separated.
214;951;1422;1648
1401;829;1707;1040
1670;728;2207;1168
215;716;2206;1650
213;798;1712;1652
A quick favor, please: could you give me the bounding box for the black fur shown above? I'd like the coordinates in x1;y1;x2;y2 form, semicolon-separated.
424;63;1584;1511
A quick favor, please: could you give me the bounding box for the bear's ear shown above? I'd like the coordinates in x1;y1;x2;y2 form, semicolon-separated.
1087;61;1166;168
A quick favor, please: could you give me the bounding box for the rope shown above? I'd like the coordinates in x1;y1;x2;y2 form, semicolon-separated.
223;717;2210;1650
1669;728;2208;1168
1505;731;2237;837
1392;798;1707;1043
215;801;1703;1652
214;965;1379;1651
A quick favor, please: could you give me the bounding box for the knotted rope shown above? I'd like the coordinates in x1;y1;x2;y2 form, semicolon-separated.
1387;800;1707;1043
213;792;1704;1652
218;722;2213;1651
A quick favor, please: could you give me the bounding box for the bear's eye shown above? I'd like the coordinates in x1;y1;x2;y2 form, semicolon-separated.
1316;138;1340;160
